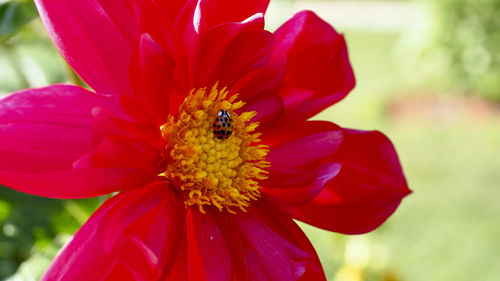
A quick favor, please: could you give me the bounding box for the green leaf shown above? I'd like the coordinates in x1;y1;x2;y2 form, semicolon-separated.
0;1;38;41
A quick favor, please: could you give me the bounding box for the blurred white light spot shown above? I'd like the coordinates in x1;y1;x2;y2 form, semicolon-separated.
3;223;16;237
345;236;371;267
19;55;49;87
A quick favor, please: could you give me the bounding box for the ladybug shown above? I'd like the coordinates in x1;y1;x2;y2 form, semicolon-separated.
213;110;233;140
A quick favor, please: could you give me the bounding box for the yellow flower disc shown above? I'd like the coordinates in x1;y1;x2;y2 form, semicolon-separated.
160;84;269;213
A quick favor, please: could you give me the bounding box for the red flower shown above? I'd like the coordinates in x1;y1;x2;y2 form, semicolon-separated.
0;0;411;280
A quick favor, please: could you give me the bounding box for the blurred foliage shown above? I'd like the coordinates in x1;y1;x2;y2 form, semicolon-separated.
4;234;70;281
0;0;37;42
0;186;100;280
0;187;100;279
0;0;74;95
428;0;500;100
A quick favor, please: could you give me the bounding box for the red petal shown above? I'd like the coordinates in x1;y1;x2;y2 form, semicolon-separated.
129;33;175;125
42;183;186;280
242;93;284;125
262;163;341;206
153;0;189;24
261;120;343;206
90;106;163;151
72;102;164;193
34;0;136;95
195;0;269;32
272;11;355;123
132;1;189;114
218;201;326;281
212;29;274;89
104;262;136;281
287;129;411;234
191;14;267;88
176;0;269;38
230;54;286;105
0;85;122;198
263;121;343;167
187;209;232;281
158;202;325;281
74;134;162;192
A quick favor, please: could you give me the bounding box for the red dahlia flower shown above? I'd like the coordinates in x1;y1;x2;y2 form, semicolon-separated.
0;0;411;280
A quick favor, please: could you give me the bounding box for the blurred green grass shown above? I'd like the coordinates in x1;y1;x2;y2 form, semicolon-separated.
1;2;500;281
307;29;500;281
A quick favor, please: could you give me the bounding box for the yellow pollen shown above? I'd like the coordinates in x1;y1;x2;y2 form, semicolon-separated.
160;84;269;214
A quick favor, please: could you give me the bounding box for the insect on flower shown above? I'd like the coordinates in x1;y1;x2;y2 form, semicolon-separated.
0;0;411;280
213;110;233;140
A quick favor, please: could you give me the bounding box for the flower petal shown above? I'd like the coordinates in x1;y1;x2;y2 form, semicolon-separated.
286;129;411;234
212;29;274;89
154;0;189;24
129;33;175;125
159;202;325;281
0;85;118;198
242;93;284;125
191;14;267;88
186;209;232;281
34;0;135;94
132;1;189;115
271;11;355;123
74;135;162;195
72;96;164;193
42;182;186;281
226;201;326;281
263;121;343;167
261;121;343;206
262;163;341;207
195;0;269;32
176;0;269;37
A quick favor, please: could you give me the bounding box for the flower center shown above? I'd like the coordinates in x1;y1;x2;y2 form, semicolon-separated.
160;85;269;213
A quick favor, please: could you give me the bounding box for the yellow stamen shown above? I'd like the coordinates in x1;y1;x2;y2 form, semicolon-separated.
160;84;269;213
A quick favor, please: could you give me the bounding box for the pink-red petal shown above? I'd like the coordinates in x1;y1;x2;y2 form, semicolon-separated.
154;0;189;24
234;201;326;281
271;11;355;123
42;182;186;281
286;129;411;235
129;33;175;125
34;0;135;94
175;0;269;43
73;134;162;193
72;103;164;193
191;14;267;88
131;1;189;114
0;85;120;198
195;0;270;32
263;121;343;167
154;202;325;281
261;121;343;205
213;29;274;89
